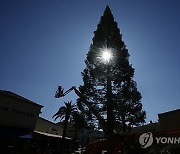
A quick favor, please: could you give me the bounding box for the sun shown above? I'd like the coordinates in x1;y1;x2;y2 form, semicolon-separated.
101;49;112;62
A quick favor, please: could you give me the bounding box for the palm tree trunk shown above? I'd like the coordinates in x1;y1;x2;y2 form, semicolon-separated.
62;114;70;141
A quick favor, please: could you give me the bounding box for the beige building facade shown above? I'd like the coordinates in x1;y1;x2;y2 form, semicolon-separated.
0;90;43;138
35;117;75;139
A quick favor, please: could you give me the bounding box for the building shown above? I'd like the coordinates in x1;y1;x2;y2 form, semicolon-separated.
130;122;161;135
0;90;43;138
128;109;180;136
34;117;75;139
158;109;180;131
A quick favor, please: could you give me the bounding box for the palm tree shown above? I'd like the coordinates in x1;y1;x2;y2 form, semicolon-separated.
53;101;76;140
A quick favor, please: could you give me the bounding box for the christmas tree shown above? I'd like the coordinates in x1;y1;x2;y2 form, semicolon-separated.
78;5;146;153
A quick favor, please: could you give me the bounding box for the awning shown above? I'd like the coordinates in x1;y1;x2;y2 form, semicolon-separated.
19;134;32;139
33;131;72;140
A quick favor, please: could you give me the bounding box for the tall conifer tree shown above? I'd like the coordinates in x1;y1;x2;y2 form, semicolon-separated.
78;5;146;152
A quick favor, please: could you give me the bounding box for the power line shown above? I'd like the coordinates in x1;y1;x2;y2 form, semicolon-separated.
134;77;158;122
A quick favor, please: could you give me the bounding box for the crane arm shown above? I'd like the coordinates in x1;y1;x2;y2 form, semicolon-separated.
73;88;107;132
55;86;107;133
55;86;76;98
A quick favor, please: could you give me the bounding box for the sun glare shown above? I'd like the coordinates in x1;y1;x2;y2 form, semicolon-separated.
102;49;112;62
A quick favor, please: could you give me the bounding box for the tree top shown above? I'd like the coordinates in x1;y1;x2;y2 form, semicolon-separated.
103;5;113;17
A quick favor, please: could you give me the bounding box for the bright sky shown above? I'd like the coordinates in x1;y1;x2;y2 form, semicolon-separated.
1;0;180;124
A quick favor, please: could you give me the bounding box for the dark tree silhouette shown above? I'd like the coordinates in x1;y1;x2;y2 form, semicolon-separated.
78;5;146;153
53;101;76;141
53;100;88;152
71;111;87;142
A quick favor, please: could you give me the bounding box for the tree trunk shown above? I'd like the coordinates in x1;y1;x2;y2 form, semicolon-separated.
73;128;78;142
62;114;70;141
106;69;115;154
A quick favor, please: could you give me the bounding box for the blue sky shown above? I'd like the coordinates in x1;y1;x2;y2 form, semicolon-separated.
0;0;180;123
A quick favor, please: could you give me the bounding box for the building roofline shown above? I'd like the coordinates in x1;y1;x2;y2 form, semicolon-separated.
0;90;43;108
158;108;180;116
38;117;57;125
